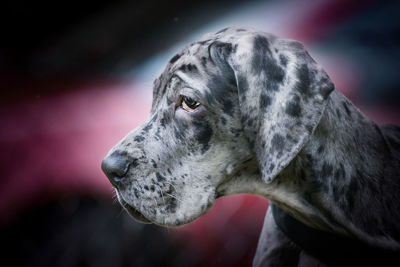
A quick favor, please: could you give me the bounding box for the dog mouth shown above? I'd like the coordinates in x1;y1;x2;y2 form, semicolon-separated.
117;193;152;224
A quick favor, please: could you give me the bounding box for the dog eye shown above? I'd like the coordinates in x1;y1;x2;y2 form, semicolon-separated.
180;96;201;112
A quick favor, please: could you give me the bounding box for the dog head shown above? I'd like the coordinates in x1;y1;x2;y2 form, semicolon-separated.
101;27;334;226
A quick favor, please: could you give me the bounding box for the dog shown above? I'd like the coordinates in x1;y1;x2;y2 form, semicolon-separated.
102;27;400;266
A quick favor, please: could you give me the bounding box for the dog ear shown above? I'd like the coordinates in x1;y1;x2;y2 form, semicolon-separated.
209;34;334;183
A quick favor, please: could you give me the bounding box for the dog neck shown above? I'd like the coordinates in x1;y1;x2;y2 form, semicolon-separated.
271;89;400;249
217;89;400;249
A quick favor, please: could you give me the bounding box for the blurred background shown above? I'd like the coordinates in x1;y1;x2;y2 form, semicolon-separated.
1;0;399;266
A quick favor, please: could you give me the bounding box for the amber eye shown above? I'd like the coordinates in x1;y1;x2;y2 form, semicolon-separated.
180;96;200;112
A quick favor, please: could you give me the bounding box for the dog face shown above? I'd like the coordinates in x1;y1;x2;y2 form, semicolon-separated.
101;27;334;226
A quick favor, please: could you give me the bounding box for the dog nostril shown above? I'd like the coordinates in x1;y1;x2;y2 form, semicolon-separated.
101;152;131;187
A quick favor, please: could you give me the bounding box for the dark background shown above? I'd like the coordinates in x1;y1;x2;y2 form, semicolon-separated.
1;0;399;266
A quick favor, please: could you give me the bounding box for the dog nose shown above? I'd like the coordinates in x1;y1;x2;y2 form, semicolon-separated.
101;152;130;187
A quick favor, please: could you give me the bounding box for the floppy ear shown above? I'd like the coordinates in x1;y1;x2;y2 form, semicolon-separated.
209;34;334;183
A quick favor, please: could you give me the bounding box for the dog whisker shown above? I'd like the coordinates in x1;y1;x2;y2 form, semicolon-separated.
164;193;183;203
154;184;167;205
163;181;179;193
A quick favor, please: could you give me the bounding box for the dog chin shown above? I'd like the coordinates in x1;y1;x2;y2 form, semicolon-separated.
116;190;214;227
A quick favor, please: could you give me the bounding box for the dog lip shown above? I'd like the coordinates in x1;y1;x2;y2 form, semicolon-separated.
119;198;152;224
125;204;153;224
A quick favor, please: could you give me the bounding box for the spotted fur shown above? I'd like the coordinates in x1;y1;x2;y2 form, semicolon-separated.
102;27;400;265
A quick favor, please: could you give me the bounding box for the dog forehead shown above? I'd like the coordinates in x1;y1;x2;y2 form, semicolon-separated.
152;27;273;109
167;27;258;66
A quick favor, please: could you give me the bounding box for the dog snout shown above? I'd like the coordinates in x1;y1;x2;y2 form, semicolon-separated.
102;151;131;188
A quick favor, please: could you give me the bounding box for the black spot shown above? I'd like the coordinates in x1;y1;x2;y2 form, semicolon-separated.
221;117;227;125
269;163;275;172
179;64;197;71
201;56;208;67
236;28;246;32
295;64;312;97
156;172;166;182
150;185;155;192
153;77;162;96
261;142;266;149
160;117;167;128
169;54;181;64
336;108;342;119
285;100;302;117
305;124;313;133
253;35;272;56
271;134;285;153
216;27;229;34
206;175;211;179
260;93;272;110
193;120;213;153
232;44;238;53
134;135;145;142
154;127;161;140
237;74;249;92
318;76;334;99
167;168;172;175
317;145;324;154
158;73;170;97
221;98;234;116
178;64;189;72
151;159;158;168
206;76;236;116
279;54;288;66
134;188;139;198
251;36;285;90
166;199;177;213
187;64;198;72
142;123;153;133
197;39;212;46
342;102;352;117
144;185;149;191
289;41;305;51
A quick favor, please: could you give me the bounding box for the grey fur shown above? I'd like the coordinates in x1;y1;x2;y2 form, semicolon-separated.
102;27;400;265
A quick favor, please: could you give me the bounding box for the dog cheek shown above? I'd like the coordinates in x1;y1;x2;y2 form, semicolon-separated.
192;120;213;154
172;118;189;142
